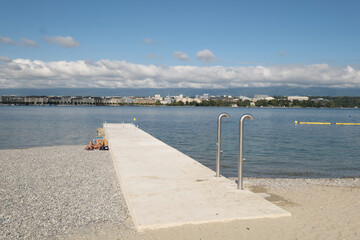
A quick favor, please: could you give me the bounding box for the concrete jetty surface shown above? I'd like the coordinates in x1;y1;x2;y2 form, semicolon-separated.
104;123;290;230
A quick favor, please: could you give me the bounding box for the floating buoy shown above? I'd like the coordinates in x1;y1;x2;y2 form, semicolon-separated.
299;122;331;125
133;118;136;122
336;123;360;125
294;121;360;126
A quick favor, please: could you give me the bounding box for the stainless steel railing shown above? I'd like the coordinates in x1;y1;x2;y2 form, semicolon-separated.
215;113;254;190
238;114;254;190
216;113;230;177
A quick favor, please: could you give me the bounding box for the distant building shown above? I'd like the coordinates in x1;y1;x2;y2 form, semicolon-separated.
178;97;202;104
61;96;73;105
252;95;273;102
94;97;103;105
161;96;173;104
253;94;269;99
121;97;135;104
134;97;155;104
239;96;251;101
311;98;329;102
288;96;309;102
48;96;62;104
24;96;48;105
2;95;24;104
108;97;122;105
201;93;210;100
72;97;95;105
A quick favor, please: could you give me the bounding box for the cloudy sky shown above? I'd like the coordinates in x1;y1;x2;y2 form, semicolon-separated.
1;0;360;89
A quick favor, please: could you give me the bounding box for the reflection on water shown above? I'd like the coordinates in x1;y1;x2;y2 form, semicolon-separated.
0;106;359;178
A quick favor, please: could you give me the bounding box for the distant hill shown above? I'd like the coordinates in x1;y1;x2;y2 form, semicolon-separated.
0;87;359;97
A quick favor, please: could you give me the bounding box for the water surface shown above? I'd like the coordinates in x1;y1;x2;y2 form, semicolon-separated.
1;106;359;178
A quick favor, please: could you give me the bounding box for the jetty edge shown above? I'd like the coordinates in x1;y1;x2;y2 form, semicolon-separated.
104;123;290;231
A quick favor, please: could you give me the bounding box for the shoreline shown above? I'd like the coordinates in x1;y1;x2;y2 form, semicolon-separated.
241;177;360;188
1;103;360;109
1;144;359;181
1;145;359;239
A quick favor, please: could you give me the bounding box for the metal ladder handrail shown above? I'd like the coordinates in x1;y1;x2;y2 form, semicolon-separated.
238;114;254;190
216;113;230;177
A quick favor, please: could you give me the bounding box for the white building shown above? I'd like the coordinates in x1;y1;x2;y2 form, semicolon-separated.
121;97;135;104
265;96;275;101
239;96;251;101
287;96;309;102
24;96;48;105
201;93;210;100
252;94;272;102
179;97;202;103
161;96;173;104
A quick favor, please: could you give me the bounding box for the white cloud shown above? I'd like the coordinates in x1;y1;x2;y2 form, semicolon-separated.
173;51;190;61
142;38;153;44
0;36;38;48
45;36;80;48
0;56;12;62
196;49;216;63
0;58;360;89
0;36;16;45
21;38;38;48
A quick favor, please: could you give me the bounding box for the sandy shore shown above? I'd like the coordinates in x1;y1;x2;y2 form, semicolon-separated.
143;181;360;240
1;146;359;239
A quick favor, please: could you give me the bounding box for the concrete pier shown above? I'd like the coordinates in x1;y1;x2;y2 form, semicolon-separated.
104;123;290;231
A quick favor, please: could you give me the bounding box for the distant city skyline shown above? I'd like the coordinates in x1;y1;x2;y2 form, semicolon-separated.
1;87;359;97
1;0;360;91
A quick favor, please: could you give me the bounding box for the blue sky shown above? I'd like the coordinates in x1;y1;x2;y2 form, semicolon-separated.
1;0;360;89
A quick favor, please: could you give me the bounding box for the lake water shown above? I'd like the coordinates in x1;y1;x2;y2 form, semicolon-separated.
0;106;359;178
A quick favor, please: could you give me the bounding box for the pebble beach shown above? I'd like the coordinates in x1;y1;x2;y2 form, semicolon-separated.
1;145;359;239
0;146;136;239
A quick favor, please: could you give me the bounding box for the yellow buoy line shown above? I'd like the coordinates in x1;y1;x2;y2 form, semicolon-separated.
296;121;331;125
335;122;360;125
295;121;360;125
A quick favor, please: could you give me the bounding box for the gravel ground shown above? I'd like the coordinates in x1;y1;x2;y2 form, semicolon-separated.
1;145;359;239
0;145;135;239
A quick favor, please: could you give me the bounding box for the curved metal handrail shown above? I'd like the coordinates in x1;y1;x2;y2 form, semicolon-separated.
216;113;230;177
238;114;254;189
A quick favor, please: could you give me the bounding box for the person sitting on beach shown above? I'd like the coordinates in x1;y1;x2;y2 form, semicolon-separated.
101;139;109;150
84;141;96;150
84;138;109;150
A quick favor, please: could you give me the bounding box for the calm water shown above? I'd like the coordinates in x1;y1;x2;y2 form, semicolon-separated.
1;106;359;178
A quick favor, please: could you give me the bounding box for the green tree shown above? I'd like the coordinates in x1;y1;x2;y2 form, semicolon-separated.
255;99;268;107
237;100;251;107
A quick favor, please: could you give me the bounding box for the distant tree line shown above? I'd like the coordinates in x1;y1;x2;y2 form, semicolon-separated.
254;96;360;108
168;99;234;107
168;96;360;108
2;95;360;108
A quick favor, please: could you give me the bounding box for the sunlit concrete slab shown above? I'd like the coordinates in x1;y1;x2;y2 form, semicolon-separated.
104;123;290;230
